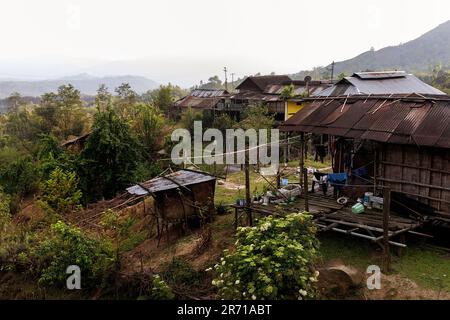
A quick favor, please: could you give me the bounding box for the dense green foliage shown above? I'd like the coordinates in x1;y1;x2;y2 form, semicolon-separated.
80;107;141;200
239;104;274;132
210;213;319;300
0;188;10;231
0;156;39;212
39;168;82;214
31;220;114;288
180;107;203;135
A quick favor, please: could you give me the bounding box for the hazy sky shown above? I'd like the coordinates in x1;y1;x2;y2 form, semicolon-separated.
0;0;449;85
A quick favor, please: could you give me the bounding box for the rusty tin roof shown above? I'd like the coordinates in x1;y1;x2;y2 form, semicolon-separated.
280;94;450;148
126;169;216;195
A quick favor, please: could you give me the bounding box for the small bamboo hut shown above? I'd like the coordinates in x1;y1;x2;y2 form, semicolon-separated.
126;169;216;238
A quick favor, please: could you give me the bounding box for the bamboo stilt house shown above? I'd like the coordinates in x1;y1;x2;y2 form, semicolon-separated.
280;93;450;225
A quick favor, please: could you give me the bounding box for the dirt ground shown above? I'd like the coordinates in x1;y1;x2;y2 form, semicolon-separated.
362;273;450;300
123;213;236;275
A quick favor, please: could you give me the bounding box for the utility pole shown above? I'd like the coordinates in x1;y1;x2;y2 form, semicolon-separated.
330;61;335;81
223;67;228;91
231;72;235;91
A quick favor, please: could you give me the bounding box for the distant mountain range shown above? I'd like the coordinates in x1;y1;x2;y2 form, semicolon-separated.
293;20;450;79
0;74;159;98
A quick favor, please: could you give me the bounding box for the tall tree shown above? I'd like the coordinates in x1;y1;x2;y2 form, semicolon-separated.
35;84;86;140
95;84;112;112
141;83;187;117
80;107;141;200
132;103;164;159
114;83;137;118
5;92;24;114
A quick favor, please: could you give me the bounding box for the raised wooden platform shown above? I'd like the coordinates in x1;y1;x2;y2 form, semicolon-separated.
231;194;425;248
315;208;423;248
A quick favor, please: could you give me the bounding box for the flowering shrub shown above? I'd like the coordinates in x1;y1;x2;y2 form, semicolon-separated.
151;274;175;300
210;212;319;300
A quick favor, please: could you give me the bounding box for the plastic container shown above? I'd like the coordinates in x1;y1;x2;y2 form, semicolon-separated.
352;203;365;214
363;192;373;206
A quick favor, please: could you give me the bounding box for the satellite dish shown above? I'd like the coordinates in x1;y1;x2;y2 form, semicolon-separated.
304;76;312;83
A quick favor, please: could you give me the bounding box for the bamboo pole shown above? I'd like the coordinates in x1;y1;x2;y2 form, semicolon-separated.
303;168;309;212
245;150;252;226
299;132;305;185
383;187;391;272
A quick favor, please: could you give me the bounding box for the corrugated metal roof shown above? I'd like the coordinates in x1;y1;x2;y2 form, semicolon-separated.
174;89;230;110
229;91;280;102
126;170;216;195
315;73;445;96
264;81;333;96
280;94;450;148
190;89;229;98
236;75;292;92
353;71;407;79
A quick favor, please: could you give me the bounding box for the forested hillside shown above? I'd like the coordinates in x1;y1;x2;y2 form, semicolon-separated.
292;20;450;82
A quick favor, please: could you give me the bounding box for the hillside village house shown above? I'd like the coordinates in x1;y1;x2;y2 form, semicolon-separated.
315;71;444;96
174;71;445;126
174;75;334;122
280;93;450;226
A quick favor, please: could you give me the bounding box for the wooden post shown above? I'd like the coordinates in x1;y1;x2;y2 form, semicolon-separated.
287;133;291;162
383;187;391;272
303;168;309;212
245;150;252;226
284;132;288;163
276;167;281;189
374;147;377;195
299;132;305;185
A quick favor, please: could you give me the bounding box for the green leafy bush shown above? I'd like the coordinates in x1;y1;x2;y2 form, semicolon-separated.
210;213;320;300
0;187;10;230
31;220;114;288
151;274;175;300
0;156;39;197
39;168;82;214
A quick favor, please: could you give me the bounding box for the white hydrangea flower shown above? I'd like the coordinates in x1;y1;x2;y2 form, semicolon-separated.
251;295;257;300
259;222;272;231
222;260;226;265
299;289;307;296
235;280;240;285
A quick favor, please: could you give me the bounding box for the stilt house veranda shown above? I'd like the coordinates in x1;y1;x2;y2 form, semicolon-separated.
280;93;450;225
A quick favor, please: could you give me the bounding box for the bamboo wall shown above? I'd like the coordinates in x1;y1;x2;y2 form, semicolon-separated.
377;143;450;214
